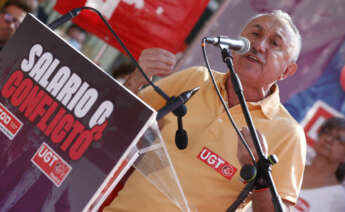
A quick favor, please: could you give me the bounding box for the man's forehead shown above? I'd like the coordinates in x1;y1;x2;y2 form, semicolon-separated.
244;15;296;43
246;15;292;33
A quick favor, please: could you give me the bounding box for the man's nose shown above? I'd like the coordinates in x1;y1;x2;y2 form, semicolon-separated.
252;38;268;53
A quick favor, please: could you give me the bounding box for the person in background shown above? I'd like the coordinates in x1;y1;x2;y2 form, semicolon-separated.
105;10;306;212
0;0;32;50
294;117;345;212
35;0;47;23
23;0;47;24
64;24;87;51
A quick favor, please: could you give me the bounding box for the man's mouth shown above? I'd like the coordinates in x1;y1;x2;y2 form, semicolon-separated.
245;55;263;64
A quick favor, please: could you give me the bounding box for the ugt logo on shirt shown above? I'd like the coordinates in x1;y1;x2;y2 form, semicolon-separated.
197;146;237;180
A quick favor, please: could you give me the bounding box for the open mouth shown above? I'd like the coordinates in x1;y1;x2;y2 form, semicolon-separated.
245;54;263;65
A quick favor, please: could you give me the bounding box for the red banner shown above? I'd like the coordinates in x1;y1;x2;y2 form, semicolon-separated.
54;0;209;59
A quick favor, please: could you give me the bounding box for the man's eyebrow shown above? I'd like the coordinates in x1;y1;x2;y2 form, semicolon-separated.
252;24;263;31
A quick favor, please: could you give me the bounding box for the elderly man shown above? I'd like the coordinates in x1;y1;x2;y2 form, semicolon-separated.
0;0;32;50
105;10;306;212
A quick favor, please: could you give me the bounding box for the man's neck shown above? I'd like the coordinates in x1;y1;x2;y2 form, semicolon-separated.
226;77;273;107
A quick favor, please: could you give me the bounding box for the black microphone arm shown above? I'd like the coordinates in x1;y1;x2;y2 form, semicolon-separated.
48;8;81;30
48;7;199;149
156;87;199;120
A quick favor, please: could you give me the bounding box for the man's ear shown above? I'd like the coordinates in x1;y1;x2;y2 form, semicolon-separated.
280;63;297;80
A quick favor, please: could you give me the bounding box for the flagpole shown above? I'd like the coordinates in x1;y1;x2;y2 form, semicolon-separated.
94;42;108;64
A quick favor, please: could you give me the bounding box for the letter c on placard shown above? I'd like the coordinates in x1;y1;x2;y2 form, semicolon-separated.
89;100;114;128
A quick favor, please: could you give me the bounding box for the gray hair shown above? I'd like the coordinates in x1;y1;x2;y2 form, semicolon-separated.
246;10;302;62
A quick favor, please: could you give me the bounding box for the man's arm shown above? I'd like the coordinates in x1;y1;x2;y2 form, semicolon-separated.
123;48;176;94
251;190;293;212
237;127;291;212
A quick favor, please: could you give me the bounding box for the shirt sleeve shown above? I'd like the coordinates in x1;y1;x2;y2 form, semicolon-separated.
269;120;306;204
138;66;207;110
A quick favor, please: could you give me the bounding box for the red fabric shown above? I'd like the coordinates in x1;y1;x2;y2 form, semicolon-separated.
98;167;135;211
341;65;345;91
54;0;209;59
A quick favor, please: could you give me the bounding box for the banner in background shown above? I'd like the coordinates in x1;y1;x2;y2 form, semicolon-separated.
284;39;345;122
54;0;209;59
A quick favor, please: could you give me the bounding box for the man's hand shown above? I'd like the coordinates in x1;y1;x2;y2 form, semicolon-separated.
237;127;268;166
124;48;176;93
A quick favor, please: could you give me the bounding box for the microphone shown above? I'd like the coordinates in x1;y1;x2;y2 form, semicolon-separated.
156;87;199;150
205;36;250;55
156;87;199;121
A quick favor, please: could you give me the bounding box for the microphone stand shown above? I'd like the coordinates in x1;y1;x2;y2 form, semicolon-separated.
48;7;198;149
219;46;284;212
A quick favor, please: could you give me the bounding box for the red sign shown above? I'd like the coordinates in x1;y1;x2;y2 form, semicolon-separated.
31;142;72;187
0;102;23;140
301;100;344;146
197;146;237;180
54;0;209;59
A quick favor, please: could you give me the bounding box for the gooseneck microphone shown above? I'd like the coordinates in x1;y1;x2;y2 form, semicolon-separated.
205;36;250;55
156;87;199;150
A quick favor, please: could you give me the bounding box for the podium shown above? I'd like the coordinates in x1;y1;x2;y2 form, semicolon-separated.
0;14;190;212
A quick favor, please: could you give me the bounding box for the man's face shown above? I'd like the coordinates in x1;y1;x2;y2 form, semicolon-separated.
232;15;297;90
0;5;26;47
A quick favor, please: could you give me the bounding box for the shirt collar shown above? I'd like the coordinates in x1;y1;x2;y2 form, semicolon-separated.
215;72;280;120
249;84;281;120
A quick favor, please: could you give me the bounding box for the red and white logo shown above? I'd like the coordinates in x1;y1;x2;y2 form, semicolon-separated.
31;142;72;187
0;102;23;140
197;146;237;180
301;100;344;147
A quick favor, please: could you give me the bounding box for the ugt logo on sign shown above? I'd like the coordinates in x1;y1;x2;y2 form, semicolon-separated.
0;102;23;140
31;142;72;187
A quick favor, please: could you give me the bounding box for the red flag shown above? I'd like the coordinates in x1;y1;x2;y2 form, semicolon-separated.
54;0;209;59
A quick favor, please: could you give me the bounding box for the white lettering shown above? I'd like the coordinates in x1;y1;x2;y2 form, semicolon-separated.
215;158;225;168
56;73;82;106
74;88;98;118
207;154;217;165
85;0;144;19
200;149;210;160
29;52;53;81
89;100;113;128
21;44;43;72
46;66;71;97
39;58;60;88
67;82;89;111
43;152;58;167
38;146;46;158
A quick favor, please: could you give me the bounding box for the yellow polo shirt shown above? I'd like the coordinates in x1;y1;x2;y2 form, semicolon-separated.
105;66;306;212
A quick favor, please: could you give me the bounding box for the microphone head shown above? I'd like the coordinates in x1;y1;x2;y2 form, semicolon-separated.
237;37;251;55
175;129;188;150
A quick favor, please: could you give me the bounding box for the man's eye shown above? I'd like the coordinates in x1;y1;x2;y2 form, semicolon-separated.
251;32;259;36
272;40;279;46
